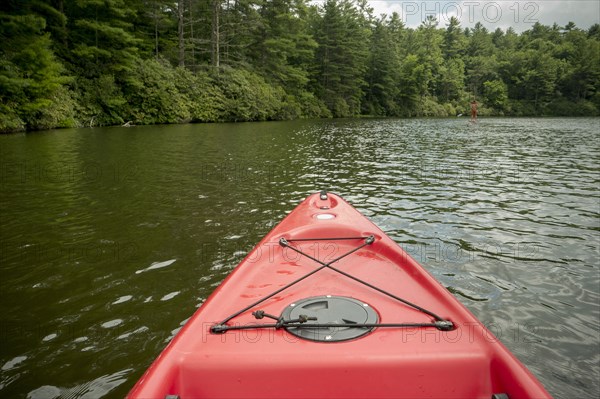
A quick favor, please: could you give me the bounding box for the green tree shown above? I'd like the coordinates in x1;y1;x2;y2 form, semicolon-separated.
415;16;444;98
217;0;263;67
65;0;140;78
312;0;370;117
62;0;143;125
439;58;465;103
252;0;317;91
133;0;179;61
558;29;600;102
493;27;519;51
589;24;600;40
396;54;427;115
364;15;402;115
443;16;466;59
464;23;498;97
0;3;74;132
483;79;508;112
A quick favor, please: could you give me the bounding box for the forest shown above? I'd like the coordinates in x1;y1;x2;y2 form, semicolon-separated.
1;0;599;133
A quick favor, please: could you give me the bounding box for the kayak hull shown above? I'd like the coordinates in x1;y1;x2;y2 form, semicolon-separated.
128;192;551;399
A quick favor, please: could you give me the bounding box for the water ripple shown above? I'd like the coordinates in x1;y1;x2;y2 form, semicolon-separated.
0;118;598;398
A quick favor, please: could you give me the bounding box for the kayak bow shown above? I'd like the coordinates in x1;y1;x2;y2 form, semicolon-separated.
128;191;551;399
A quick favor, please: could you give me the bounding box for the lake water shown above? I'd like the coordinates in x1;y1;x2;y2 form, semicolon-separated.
0;118;598;398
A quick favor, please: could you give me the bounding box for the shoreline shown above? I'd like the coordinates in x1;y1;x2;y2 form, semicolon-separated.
2;114;599;135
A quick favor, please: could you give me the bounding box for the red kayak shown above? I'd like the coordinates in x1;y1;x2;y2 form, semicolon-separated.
128;192;551;399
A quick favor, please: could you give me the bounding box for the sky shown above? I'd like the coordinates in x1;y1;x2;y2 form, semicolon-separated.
312;1;600;32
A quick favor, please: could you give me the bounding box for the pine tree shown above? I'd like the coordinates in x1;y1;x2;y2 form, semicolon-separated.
0;1;73;131
312;0;370;117
251;0;317;91
415;15;444;98
443;16;466;60
364;14;407;115
65;0;140;78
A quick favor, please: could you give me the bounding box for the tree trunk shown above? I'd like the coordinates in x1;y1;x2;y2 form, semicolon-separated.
189;0;194;68
154;1;159;58
211;0;220;68
178;0;185;67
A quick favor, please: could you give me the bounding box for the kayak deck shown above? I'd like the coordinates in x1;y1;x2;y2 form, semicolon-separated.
128;192;551;399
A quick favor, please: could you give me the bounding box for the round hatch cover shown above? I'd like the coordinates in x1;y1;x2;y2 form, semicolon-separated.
281;296;379;342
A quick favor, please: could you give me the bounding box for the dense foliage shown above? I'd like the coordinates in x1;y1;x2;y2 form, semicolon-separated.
1;0;599;132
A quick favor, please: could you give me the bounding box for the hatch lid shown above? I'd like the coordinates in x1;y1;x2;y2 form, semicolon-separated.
281;296;379;342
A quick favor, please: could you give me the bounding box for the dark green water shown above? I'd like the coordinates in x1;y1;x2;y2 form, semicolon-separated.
0;118;598;398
